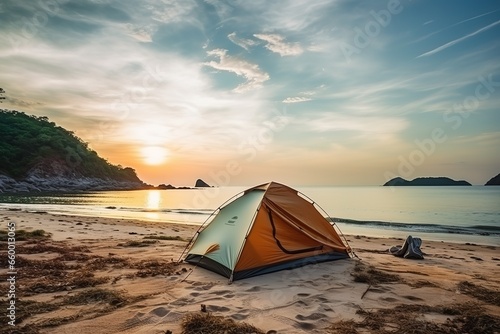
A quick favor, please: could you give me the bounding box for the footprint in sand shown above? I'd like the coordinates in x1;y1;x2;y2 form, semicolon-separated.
245;286;261;292
296;322;315;330
304;280;319;287
210;290;232;296
208;305;230;312
314;296;329;303
404;295;424;301
149;307;169;317
170;298;193;306
321;306;333;312
369;286;390;293
295;313;327;321
231;313;249;320
191;282;215;291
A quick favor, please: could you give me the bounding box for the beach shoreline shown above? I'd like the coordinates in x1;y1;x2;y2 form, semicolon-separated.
1;209;499;333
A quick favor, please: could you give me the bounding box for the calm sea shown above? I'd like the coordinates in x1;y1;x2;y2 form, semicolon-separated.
1;186;499;245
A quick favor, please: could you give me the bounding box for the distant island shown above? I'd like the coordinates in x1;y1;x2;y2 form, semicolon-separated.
0;110;149;193
383;177;472;187
195;179;211;187
155;179;211;190
485;173;500;186
156;184;191;190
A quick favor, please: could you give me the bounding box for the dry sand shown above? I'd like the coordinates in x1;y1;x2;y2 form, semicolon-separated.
1;209;499;333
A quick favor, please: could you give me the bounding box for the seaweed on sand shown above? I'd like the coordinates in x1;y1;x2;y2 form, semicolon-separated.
351;262;402;285
181;313;265;334
457;281;500;306
326;302;500;334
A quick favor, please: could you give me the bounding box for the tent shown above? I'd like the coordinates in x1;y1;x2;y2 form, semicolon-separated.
182;182;351;282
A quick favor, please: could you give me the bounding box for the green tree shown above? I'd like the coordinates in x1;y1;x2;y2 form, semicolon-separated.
0;109;144;183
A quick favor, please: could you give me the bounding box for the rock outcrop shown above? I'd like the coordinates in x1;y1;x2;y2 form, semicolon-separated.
0;160;148;193
195;179;211;187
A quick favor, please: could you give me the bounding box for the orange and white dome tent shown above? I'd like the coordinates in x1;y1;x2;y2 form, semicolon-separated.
181;182;352;282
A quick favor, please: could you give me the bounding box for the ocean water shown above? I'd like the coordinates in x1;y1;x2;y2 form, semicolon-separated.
1;186;499;245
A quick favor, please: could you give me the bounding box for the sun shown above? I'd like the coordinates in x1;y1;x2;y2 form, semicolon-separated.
140;146;169;165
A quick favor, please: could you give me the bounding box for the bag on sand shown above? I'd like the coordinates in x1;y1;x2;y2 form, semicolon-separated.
389;235;424;260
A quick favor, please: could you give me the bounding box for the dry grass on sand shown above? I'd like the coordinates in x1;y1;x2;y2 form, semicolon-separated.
327;302;500;334
181;313;266;334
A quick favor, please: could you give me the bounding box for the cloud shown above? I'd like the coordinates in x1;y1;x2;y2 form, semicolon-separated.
204;0;233;18
145;0;197;24
418;19;500;57
227;32;258;51
413;10;499;44
253;33;303;56
282;97;312;104
125;24;156;42
304;113;408;135
203;49;270;92
4;97;43;108
452;132;500;145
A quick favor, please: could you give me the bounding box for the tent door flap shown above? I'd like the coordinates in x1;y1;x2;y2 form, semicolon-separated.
268;210;323;254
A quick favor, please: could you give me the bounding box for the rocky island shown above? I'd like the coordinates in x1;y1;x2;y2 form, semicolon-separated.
0;110;149;193
156;179;212;190
383;176;472;187
485;173;500;186
195;178;211;187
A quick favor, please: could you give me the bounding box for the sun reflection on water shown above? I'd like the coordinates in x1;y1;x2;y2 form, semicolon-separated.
145;190;162;220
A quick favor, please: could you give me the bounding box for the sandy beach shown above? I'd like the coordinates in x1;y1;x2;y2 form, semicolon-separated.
1;209;499;334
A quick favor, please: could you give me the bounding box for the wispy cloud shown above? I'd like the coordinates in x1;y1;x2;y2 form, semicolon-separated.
452;132;500;145
254;33;303;56
125;24;156;42
282;97;312;104
203;49;270;92
418;19;500;57
304;113;408;134
145;0;197;24
227;32;258;51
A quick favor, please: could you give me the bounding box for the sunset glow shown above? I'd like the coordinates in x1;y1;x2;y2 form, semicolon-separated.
140;146;169;166
1;1;499;186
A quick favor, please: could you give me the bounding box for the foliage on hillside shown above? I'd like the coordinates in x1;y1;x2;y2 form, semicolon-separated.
0;109;141;182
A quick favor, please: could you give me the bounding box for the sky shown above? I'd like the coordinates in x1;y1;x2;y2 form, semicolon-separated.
1;0;499;186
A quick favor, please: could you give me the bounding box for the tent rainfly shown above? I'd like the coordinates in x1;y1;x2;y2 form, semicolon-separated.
181;182;351;282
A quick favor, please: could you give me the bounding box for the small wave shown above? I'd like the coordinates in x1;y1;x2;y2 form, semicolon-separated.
109;207;212;215
472;225;500;232
330;217;500;236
